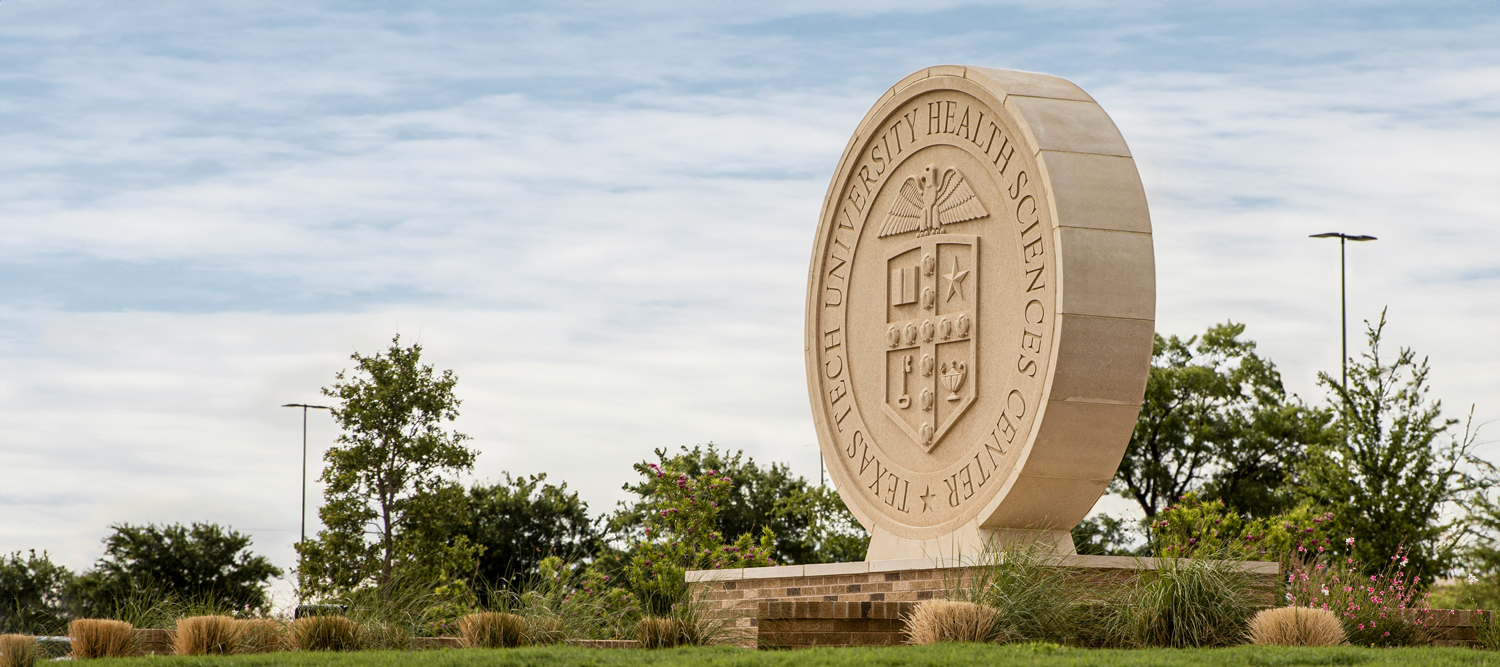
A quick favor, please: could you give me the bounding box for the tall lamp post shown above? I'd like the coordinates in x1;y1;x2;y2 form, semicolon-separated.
1308;232;1377;394
281;403;331;548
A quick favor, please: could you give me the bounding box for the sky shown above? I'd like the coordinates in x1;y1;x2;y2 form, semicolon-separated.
2;1;1498;597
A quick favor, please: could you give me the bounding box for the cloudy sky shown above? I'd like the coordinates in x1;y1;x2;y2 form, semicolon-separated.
2;1;1497;593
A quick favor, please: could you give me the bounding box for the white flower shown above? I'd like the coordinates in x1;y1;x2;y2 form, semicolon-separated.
1286;593;1294;602
1469;574;1481;585
1345;537;1355;546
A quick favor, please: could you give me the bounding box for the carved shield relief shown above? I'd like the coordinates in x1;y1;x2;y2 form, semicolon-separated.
882;235;978;452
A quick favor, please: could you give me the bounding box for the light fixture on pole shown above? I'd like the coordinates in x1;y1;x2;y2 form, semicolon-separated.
281;403;331;549
1308;232;1377;395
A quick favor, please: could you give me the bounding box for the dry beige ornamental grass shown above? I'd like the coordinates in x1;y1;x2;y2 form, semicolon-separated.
459;612;525;649
1247;606;1346;646
905;600;1001;645
69;619;136;659
175;615;240;655
291;615;360;652
0;634;39;667
636;616;677;649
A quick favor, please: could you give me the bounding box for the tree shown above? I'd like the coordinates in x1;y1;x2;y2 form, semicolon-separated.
610;444;863;564
461;473;600;597
772;485;868;563
69;523;281;616
1299;312;1492;577
296;335;479;600
1112;322;1334;519
0;550;73;634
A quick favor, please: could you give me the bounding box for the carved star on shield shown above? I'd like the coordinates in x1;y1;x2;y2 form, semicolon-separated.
944;257;969;302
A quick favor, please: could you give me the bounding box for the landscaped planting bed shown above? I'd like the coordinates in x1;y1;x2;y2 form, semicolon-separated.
65;643;1500;667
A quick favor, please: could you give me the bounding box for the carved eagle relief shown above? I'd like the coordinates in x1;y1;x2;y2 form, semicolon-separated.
877;165;989;238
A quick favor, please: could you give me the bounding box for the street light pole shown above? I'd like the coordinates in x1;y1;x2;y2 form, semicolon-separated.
1308;233;1377;395
281;403;331;548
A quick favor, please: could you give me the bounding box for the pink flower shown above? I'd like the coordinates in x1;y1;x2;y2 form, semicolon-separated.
1346;537;1355;546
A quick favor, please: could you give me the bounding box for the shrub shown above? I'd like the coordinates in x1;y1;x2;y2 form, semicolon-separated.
636;616;676;649
69;619;135;659
1122;556;1256;648
1151;494;1340;565
0;634;38;667
1285;542;1433;647
905;601;1000;644
291;615;359;652
1247;606;1346;646
625;463;775;615
174;615;239;655
458;612;524;648
234;619;285;653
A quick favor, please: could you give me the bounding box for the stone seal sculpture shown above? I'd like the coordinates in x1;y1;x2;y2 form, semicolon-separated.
805;66;1155;560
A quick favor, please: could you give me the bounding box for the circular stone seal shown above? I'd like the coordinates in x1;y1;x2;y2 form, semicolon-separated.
805;66;1155;560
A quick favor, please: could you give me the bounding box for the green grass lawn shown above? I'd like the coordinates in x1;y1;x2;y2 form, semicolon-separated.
76;644;1499;667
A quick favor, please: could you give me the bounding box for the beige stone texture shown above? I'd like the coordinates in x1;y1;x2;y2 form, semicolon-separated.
1056;227;1156;320
1022;400;1143;481
1037;151;1151;233
966;67;1095;102
1045;314;1154;406
804;65;1153;561
1004;96;1132;157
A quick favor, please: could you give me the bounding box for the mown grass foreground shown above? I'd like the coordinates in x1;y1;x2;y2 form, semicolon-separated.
76;643;1499;667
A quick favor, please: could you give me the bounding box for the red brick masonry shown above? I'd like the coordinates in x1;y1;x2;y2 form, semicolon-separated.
688;554;1280;649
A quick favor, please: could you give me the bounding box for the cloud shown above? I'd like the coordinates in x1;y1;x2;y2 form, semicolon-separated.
2;1;1497;577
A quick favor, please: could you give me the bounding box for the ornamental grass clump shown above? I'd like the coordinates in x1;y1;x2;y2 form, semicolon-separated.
952;540;1093;644
458;612;524;648
1122;556;1256;648
234;619;286;653
291;615;360;652
636;616;676;649
1247;606;1346;646
174;615;240;655
0;634;39;667
905;601;1001;644
69;619;136;659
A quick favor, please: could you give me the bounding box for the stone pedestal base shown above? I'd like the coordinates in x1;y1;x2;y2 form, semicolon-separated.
687;554;1280;649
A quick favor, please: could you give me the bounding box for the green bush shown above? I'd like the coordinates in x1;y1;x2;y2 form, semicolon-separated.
625;462;775;615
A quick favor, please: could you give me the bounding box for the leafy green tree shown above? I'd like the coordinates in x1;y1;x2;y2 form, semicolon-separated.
1113;322;1334;518
612;444;843;564
461;473;600;596
1300;312;1493;577
0;550;73;634
1071;515;1146;557
772;485;868;563
69;523;281;616
297;335;479;600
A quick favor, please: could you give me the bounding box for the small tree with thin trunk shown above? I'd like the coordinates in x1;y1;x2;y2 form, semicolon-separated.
296;335;479;600
1300;310;1494;577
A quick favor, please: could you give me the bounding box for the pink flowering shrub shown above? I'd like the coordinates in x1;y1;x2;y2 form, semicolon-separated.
1152;493;1340;564
626;462;775;613
1285;540;1433;647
